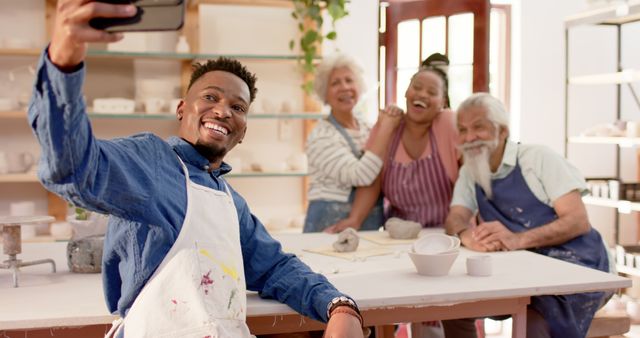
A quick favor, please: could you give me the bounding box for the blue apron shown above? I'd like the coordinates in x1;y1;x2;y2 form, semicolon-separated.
476;148;609;338
303;114;384;233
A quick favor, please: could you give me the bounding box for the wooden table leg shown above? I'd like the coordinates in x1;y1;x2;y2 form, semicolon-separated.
511;305;527;338
374;325;395;338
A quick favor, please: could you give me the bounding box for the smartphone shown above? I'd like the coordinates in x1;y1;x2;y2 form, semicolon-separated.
89;0;185;32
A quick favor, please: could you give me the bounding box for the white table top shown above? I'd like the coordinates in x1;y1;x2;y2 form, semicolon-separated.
0;231;631;330
247;232;631;316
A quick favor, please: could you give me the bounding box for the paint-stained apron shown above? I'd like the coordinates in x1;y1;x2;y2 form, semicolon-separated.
476;146;609;338
383;122;453;227
106;157;251;338
304;114;383;233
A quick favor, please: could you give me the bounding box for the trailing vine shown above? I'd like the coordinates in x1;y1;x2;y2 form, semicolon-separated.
289;0;349;94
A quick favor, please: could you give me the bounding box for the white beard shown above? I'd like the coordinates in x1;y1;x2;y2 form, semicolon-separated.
459;138;499;199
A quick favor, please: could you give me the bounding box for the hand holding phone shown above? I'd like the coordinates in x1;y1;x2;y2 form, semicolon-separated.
89;0;185;32
49;1;137;70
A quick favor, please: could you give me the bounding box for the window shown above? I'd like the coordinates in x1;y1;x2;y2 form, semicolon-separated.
379;0;510;111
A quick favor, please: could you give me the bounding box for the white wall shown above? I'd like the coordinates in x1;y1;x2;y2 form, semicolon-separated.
516;0;585;150
322;0;380;123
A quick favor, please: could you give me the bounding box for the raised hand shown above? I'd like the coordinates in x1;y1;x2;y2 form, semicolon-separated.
377;104;404;132
324;217;361;234
49;0;136;70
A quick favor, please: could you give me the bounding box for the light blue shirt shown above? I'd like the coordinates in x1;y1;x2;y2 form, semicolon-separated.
451;140;588;212
28;49;343;321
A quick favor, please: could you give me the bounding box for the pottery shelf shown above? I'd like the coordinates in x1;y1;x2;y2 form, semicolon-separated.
564;2;640;245
564;0;640;27
569;136;640;147
190;0;293;8
569;69;640;85
0;172;308;183
225;172;308;178
583;196;640;213
0;48;316;63
0;111;327;120
0;173;39;183
616;264;640;278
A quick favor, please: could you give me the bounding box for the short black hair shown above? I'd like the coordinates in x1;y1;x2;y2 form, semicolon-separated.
188;57;258;103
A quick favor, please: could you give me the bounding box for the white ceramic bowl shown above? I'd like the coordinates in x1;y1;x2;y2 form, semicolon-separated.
408;250;459;276
412;233;459;254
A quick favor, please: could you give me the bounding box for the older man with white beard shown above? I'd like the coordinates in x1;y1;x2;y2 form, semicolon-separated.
444;93;610;338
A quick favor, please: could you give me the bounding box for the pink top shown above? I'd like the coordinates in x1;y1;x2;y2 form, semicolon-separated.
367;108;460;184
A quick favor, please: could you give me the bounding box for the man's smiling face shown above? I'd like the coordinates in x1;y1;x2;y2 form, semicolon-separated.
177;70;250;166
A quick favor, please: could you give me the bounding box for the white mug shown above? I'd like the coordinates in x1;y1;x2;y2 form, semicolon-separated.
466;255;492;276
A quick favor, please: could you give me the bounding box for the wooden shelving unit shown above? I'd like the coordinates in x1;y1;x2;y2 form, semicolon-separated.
564;1;640;269
1;0;323;221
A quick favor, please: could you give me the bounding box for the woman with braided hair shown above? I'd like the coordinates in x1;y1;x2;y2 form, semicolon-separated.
325;53;461;235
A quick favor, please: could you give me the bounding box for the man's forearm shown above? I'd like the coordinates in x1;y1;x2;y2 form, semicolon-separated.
517;216;590;249
30;50;89;182
445;208;471;236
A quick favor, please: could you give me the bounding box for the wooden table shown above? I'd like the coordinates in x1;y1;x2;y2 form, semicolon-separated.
0;232;631;338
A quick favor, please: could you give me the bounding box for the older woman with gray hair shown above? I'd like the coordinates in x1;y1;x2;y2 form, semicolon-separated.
303;53;402;233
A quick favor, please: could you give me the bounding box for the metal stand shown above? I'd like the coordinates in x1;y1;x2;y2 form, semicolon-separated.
0;216;56;287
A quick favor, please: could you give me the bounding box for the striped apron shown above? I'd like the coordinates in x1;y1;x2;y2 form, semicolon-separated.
382;122;452;227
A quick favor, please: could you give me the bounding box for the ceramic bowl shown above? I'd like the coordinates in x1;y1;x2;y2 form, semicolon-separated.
412;233;459;254
408;250;459;276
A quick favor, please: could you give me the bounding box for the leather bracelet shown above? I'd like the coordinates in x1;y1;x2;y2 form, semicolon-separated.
329;306;364;328
326;296;360;319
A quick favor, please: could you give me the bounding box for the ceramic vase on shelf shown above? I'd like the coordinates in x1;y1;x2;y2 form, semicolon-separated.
66;208;108;273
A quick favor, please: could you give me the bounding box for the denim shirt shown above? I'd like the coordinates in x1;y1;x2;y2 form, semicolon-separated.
28;50;343;322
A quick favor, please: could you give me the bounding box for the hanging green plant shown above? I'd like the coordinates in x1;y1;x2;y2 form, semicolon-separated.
289;0;349;94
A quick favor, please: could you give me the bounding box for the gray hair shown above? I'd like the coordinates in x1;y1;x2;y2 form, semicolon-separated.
457;93;509;128
313;53;366;104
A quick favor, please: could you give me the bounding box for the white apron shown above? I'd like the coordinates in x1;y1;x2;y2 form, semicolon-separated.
106;158;251;338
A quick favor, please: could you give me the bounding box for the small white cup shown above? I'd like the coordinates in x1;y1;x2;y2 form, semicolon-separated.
144;98;166;114
466;255;492;276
